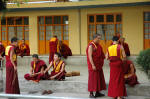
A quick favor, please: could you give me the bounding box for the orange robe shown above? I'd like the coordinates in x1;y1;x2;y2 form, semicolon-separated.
19;43;30;57
123;60;139;87
24;60;49;81
5;45;20;94
59;43;72;59
107;44;127;98
49;37;59;63
86;41;106;92
50;60;66;80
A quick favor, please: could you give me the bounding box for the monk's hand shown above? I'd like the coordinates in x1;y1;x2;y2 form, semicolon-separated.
31;73;35;77
14;66;17;71
50;77;55;80
92;65;96;71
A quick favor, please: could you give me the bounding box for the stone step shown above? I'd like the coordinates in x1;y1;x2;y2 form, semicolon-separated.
2;56;138;67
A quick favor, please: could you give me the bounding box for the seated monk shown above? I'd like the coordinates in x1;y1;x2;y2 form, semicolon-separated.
59;41;72;59
123;60;139;87
24;54;49;82
19;39;30;57
44;52;66;81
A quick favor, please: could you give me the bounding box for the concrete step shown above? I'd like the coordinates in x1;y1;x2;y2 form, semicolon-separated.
2;55;138;67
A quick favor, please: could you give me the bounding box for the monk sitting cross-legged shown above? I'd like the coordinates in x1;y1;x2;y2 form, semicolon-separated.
24;54;49;82
123;60;139;87
44;52;66;81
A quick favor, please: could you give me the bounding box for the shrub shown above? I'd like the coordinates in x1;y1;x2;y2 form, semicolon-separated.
136;48;150;73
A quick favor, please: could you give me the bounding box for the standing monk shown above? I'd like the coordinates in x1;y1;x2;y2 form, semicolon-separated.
86;34;106;98
5;37;20;94
106;36;127;99
120;37;130;56
24;54;48;82
59;41;72;59
123;60;139;87
0;41;5;67
19;39;30;57
49;36;59;63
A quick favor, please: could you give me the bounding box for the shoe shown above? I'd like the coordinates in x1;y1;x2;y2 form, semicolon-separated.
47;90;53;94
89;94;95;98
42;90;48;95
95;92;105;97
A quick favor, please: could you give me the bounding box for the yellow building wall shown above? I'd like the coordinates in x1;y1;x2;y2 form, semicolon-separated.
0;9;80;55
80;6;150;55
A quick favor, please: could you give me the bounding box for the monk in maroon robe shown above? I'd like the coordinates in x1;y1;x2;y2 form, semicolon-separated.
120;37;130;56
49;36;59;63
106;36;127;99
24;54;48;82
86;34;106;98
59;41;72;59
123;60;139;87
44;52;66;81
5;37;20;94
19;39;30;57
0;42;5;67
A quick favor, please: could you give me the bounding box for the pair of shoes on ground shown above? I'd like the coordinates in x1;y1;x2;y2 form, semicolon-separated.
42;90;53;95
89;92;105;98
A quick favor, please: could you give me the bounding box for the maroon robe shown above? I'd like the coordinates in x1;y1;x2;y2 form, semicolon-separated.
86;41;106;92
19;43;30;57
122;43;130;56
5;45;20;94
24;60;49;81
123;60;139;87
50;60;66;80
49;38;58;63
108;44;127;98
0;43;5;66
59;43;72;59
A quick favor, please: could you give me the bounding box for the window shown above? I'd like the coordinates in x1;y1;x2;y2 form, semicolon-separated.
0;17;29;42
88;14;122;41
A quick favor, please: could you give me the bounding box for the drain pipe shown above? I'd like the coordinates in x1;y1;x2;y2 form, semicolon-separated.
78;9;81;55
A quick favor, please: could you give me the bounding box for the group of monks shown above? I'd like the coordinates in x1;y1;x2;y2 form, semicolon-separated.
86;34;139;99
0;34;139;98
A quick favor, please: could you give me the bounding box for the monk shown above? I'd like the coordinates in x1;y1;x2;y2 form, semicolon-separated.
44;52;66;81
5;37;20;94
59;41;72;59
19;39;30;57
0;41;5;67
106;36;127;99
123;60;139;87
86;34;106;98
120;37;130;56
24;54;48;82
49;36;59;63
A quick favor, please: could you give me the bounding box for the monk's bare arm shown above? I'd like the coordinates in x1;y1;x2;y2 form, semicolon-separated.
51;63;65;79
44;62;53;73
88;45;96;70
121;46;126;60
105;52;109;60
30;67;33;74
10;48;17;70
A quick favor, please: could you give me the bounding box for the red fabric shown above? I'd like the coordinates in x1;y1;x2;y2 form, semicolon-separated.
108;56;127;97
59;44;72;59
6;66;20;94
86;42;105;70
15;46;20;55
0;43;5;57
24;60;49;81
86;42;106;92
123;60;139;87
122;43;130;56
49;39;58;63
88;70;106;92
19;44;30;57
